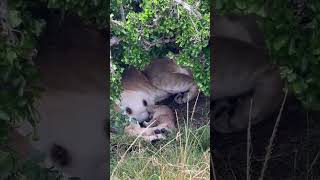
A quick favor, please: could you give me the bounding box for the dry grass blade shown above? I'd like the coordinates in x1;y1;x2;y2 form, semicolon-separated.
191;92;201;122
307;150;320;175
258;88;288;180
247;98;253;180
211;154;217;180
111;120;157;178
111;92;210;179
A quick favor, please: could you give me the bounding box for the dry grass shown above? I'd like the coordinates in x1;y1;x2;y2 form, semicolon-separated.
213;88;320;179
110;93;210;180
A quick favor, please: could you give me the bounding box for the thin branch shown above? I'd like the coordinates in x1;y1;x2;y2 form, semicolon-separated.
110;36;121;75
247;98;253;180
174;0;202;19
141;37;176;50
0;0;20;46
119;3;126;21
110;36;121;47
307;150;320;175
211;155;217;180
0;0;8;23
259;88;288;180
110;60;116;75
110;19;122;27
144;16;160;28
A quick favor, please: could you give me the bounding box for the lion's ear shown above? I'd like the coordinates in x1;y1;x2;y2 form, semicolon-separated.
113;99;121;113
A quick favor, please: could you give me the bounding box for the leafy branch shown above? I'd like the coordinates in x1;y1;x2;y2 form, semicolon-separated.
218;0;320;110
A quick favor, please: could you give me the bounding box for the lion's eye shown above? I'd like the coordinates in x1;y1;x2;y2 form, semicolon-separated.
125;107;132;115
142;100;148;106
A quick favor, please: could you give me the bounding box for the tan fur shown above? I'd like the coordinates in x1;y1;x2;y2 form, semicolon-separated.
124;124;166;142
119;68;169;122
119;58;198;122
214;14;265;49
144;105;176;130
124;105;175;142
211;15;285;133
212;36;284;133
14;19;107;180
144;58;198;104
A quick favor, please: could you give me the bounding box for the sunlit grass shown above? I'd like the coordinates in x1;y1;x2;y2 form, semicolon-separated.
110;94;210;180
110;123;210;180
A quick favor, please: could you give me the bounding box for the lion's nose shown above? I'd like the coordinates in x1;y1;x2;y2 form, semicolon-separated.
145;112;153;122
139;122;144;127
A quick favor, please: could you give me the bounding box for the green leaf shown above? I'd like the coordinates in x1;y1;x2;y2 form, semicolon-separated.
0;111;10;121
288;38;296;55
256;5;266;18
215;0;223;10
8;10;22;28
235;0;246;10
6;50;17;64
292;80;306;94
20;175;28;180
273;35;289;51
33;20;46;37
0;151;14;179
313;48;320;55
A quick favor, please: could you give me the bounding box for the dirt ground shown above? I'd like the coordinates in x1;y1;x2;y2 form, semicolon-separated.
212;96;320;180
158;93;210;128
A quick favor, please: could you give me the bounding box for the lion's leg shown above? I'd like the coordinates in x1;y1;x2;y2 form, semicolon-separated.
124;124;155;136
151;73;198;104
124;124;168;142
140;134;166;142
213;71;284;133
246;71;284;125
151;125;172;134
174;83;198;104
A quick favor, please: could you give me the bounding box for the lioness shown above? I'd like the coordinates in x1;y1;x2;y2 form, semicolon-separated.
212;36;284;133
212;14;286;133
14;17;107;180
119;58;198;123
124;105;176;142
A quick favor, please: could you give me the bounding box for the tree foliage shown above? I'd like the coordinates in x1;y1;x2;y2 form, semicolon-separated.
0;0;107;179
216;0;320;110
110;0;210;105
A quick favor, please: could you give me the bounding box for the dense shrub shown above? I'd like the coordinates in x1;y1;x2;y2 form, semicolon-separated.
217;0;320;110
0;0;107;179
110;0;210;104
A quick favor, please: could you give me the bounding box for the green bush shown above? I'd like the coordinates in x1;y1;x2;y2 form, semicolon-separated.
110;0;210;105
0;0;108;179
217;0;320;110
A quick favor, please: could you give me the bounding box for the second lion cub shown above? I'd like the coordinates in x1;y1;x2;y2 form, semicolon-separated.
124;105;176;142
144;105;176;133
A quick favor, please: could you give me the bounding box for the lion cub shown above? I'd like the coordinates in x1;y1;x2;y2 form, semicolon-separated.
124;105;176;142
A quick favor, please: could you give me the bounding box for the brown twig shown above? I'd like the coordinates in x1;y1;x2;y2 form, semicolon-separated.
110;36;121;75
174;0;202;19
0;0;17;45
110;19;122;27
259;88;288;180
119;3;126;21
247;98;253;180
110;36;121;47
142;37;176;50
